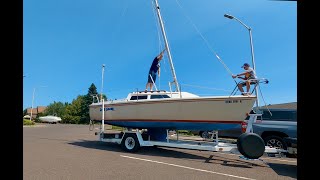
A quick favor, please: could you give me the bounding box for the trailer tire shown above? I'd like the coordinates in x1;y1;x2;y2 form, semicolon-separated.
121;133;140;152
200;131;209;139
237;133;265;159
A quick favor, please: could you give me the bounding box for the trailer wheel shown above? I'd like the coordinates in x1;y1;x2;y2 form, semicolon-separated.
237;133;265;159
200;131;209;139
121;134;140;152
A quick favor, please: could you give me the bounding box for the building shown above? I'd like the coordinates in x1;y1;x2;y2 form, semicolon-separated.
260;102;297;110
26;106;47;119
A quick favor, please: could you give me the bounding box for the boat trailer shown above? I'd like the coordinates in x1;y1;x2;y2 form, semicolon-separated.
91;108;285;159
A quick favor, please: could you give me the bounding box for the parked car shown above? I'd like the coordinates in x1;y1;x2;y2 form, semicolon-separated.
284;137;297;156
191;108;297;153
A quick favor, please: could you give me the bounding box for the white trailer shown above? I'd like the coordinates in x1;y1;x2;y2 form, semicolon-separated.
91;112;285;159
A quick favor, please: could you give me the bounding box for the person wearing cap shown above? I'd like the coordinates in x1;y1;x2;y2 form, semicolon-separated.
232;63;257;95
145;49;166;92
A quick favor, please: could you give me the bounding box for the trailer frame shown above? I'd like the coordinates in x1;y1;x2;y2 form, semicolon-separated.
93;113;285;158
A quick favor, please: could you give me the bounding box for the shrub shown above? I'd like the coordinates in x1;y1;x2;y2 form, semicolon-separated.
112;125;123;130
34;117;42;123
177;130;193;136
61;115;81;124
23;119;35;126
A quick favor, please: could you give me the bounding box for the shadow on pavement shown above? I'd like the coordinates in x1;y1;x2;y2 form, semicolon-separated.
268;163;297;179
69;140;265;168
203;154;266;168
68;140;124;152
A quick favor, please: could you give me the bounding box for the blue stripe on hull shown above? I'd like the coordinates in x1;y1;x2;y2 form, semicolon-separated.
102;121;240;131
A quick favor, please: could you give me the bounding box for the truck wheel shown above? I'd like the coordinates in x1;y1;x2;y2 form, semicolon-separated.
237;133;265;159
264;135;287;150
121;134;140;152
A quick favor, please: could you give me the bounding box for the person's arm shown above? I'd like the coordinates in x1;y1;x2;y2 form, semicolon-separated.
158;67;161;76
157;49;166;59
232;72;245;78
236;72;247;76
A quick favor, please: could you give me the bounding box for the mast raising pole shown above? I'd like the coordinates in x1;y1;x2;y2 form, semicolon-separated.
154;0;180;92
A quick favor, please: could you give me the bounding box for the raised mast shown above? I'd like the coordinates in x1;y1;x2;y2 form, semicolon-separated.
154;0;180;92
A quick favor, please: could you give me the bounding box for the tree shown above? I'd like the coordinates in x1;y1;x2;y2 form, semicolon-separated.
43;101;68;117
23;108;28;116
62;95;84;124
79;83;107;124
35;112;44;123
88;83;99;97
32;83;108;124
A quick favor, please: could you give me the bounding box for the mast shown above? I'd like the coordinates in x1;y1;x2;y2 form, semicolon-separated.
154;0;180;92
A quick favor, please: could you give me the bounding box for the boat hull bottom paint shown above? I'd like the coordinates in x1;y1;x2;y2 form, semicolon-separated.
95;120;241;131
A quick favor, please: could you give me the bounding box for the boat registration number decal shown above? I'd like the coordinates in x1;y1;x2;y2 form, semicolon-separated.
100;107;115;111
225;100;242;103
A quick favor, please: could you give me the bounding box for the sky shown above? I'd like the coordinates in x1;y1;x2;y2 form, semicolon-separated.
23;0;297;110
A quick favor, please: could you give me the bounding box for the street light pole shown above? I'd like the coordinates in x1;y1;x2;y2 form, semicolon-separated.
100;64;105;136
30;88;36;121
248;29;256;72
224;14;259;107
101;64;105;101
29;85;48;121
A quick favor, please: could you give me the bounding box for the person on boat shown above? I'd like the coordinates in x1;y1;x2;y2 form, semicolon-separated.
232;63;257;96
145;49;166;92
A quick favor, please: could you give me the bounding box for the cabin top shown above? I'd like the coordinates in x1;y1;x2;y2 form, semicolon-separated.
91;90;199;104
126;90;199;101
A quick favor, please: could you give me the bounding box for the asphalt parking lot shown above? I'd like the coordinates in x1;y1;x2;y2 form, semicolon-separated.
24;124;297;180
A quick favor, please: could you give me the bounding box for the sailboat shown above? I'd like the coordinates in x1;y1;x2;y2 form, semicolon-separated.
89;0;257;133
39;115;62;124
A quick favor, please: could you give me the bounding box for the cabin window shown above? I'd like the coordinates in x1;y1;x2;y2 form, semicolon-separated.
150;95;170;99
130;95;148;100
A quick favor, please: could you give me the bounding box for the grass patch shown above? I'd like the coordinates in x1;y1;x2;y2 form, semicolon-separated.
177;130;194;136
112;125;124;130
23;119;35;126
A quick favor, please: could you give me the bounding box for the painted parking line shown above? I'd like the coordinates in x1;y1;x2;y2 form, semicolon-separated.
23;125;47;128
120;155;256;180
260;157;297;163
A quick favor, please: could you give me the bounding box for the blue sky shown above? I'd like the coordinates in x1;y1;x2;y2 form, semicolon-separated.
23;0;296;109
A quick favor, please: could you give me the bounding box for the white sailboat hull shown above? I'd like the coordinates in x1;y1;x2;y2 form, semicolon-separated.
89;95;256;131
39;116;62;123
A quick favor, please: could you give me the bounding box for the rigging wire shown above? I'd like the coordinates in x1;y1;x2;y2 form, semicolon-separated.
151;0;163;53
120;0;129;16
174;0;236;84
180;83;231;92
109;0;130;38
258;85;272;116
151;0;171;89
174;1;272;109
151;0;162;89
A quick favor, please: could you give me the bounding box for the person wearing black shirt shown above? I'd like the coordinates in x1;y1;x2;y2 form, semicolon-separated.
145;49;165;91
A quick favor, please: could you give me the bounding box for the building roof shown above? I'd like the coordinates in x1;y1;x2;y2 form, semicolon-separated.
27;108;37;114
37;106;47;113
260;102;297;110
26;106;47;114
